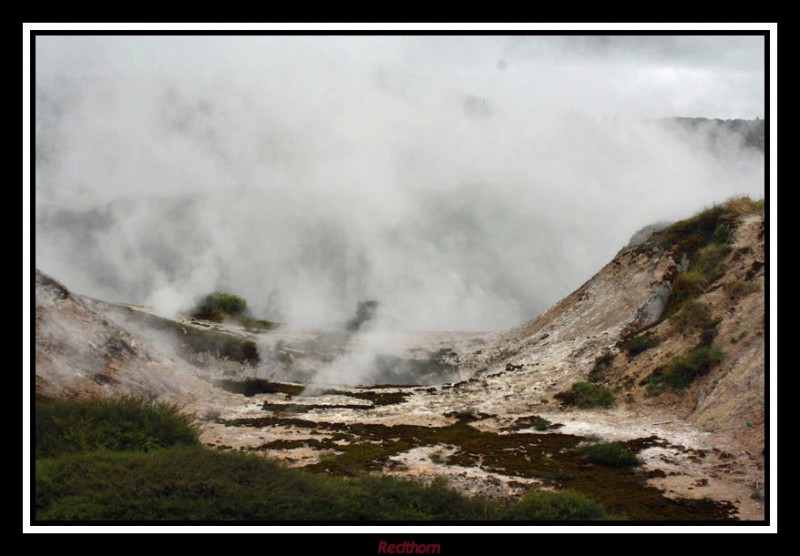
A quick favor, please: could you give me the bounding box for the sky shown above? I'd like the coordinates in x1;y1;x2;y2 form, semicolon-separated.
33;34;766;331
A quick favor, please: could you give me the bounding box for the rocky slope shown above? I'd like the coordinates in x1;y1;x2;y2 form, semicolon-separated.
33;199;767;520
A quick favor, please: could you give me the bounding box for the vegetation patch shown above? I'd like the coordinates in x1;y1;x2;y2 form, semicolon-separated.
36;447;502;521
35;397;733;521
723;280;759;300
337;389;411;407
648;198;762;319
227;315;279;332
649;298;724;393
503;489;610;521
190;292;278;331
652;204;729;259
663;243;729;315
35;396;197;458
619;332;660;356
576;442;641;467
124;308;259;364
664;272;706;315
555;382;615;409
191;292;248;321
647;345;725;392
588;350;615;382
215;379;305;397
673;301;717;335
504;415;562;432
690;243;729;285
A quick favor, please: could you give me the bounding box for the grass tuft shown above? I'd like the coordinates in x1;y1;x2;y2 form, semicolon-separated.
555;382;615;409
35;396;198;458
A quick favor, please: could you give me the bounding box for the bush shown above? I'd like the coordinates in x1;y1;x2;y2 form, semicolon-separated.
647;345;725;392
665;272;705;315
35;396;198;458
576;442;640;467
555;382;615;409
503;489;609;521
192;292;248;321
620;333;660;355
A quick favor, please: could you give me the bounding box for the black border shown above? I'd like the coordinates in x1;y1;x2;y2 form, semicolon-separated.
26;25;772;531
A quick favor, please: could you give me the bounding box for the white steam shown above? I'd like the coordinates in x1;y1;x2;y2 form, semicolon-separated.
35;35;764;331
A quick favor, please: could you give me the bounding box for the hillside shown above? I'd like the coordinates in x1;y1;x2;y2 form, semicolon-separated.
32;199;767;521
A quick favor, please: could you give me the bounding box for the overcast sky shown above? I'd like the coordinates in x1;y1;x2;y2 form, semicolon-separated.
34;35;766;330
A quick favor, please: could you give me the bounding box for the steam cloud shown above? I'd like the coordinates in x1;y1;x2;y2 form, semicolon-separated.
35;35;764;331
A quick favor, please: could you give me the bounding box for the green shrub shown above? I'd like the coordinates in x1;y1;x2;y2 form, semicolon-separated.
576;442;640;467
665;272;706;315
555;382;615;409
620;333;660;355
503;489;609;521
35;396;198;458
647;345;725;392
192;292;248;321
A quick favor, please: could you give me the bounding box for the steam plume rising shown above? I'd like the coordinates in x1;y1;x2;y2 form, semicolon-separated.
35;36;764;330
